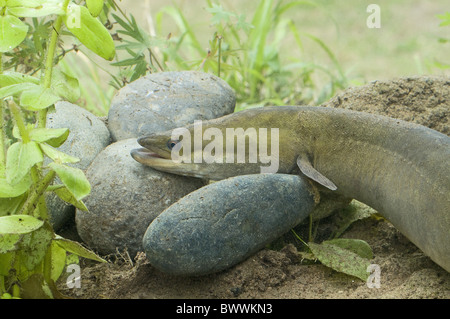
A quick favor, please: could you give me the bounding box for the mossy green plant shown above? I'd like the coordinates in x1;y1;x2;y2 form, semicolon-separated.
0;0;114;298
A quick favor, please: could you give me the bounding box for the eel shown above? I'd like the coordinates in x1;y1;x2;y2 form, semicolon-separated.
131;106;450;272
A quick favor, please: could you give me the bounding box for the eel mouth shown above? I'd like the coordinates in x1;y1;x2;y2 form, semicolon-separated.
130;147;173;167
131;135;182;169
131;145;208;179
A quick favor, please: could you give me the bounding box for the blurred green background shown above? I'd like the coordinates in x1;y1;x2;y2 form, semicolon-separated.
120;0;448;79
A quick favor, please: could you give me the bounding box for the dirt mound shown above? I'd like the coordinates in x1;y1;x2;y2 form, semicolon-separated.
323;76;449;135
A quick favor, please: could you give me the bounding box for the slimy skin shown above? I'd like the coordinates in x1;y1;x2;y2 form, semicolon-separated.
131;106;450;272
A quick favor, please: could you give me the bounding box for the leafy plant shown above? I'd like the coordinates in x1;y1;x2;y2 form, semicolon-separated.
292;231;374;282
201;0;348;107
432;12;450;69
109;0;348;107
437;12;450;27
307;239;373;281
0;0;114;298
290;201;379;282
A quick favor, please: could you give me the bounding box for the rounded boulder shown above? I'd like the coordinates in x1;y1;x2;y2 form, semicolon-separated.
143;174;316;276
75;138;205;257
107;71;236;141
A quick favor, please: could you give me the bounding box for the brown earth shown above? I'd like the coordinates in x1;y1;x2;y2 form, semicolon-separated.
58;76;450;299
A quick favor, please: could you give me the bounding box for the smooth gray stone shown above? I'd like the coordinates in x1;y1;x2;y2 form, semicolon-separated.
143;174;316;276
107;71;236;141
46;101;111;170
46;101;111;231
76;138;204;257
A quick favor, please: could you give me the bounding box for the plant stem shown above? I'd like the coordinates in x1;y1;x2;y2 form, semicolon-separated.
32;1;70;219
309;215;313;242
19;170;55;218
217;35;222;77
0;103;5;176
8;102;30;144
8;103;47;216
0;275;5;295
291;228;308;247
37;0;71;128
43;243;53;290
12;284;20;298
0;53;6;175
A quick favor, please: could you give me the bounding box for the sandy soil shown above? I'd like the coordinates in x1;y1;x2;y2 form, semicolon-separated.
59;217;449;299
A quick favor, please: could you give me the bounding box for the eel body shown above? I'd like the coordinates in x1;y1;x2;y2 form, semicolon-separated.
132;106;450;272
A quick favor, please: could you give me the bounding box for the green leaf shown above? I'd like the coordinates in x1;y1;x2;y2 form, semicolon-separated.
19;273;54;298
50;240;67;282
48;162;90;201
430;59;450;70
5;0;42;7
29;127;69;147
0;71;39;87
48;185;88;211
236;13;253;32
40;143;80;164
0;232;21;254
110;55;144;67
130;60;147;82
437;12;450;26
308;242;372;281
331;201;378;238
207;4;236;24
11;123;33;140
20;85;61;110
322;239;373;260
29;127;67;142
54;236;106;263
86;0;104;17
0;194;27;216
6;3;65;17
64;4;115;61
17;221;53;271
65;253;79;266
0;252;14;276
0;215;43;236
0;15;28;52
0;83;36;99
0;175;32;198
0;216;52;273
6;141;43;185
51;68;80;103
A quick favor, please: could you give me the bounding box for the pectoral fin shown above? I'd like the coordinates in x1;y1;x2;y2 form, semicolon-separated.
297;155;337;191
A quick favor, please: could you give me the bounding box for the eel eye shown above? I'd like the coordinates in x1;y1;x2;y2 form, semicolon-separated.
167;139;179;150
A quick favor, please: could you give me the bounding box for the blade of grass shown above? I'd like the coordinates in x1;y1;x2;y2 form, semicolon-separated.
60;54;114;116
157;6;205;56
301;31;347;84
